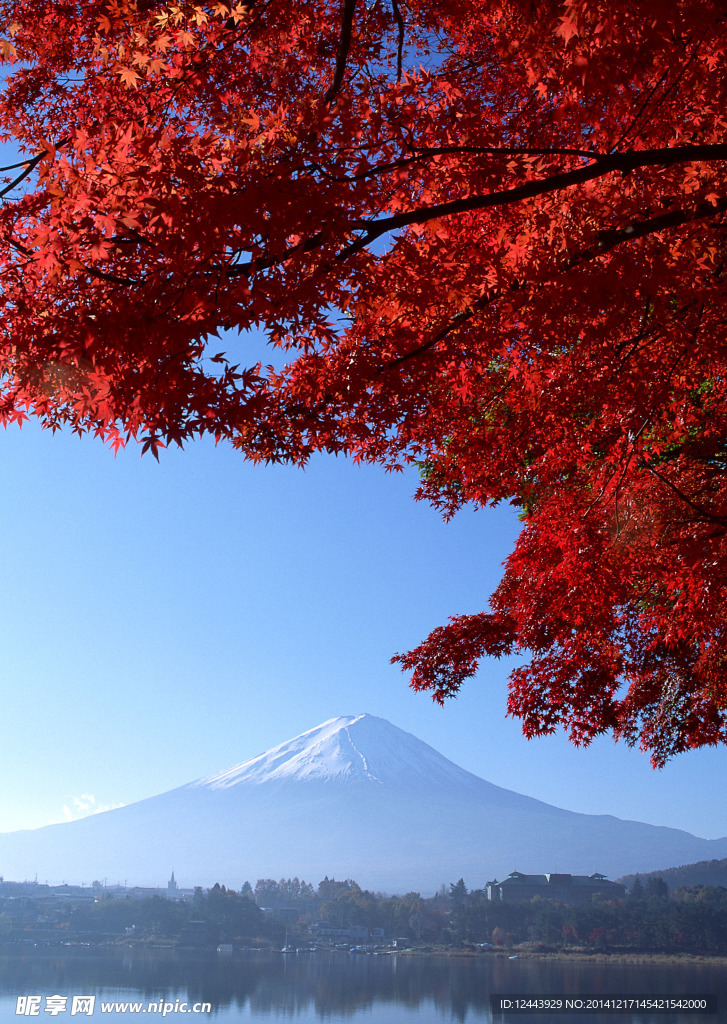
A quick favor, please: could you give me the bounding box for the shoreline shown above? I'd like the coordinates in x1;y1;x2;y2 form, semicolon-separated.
3;942;727;965
400;948;727;965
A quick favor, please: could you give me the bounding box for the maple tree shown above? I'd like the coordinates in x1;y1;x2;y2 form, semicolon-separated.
1;0;726;764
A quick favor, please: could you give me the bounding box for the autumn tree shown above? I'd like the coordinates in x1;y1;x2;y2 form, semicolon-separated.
1;0;727;764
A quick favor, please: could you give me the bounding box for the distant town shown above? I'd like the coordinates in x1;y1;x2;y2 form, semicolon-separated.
1;861;727;955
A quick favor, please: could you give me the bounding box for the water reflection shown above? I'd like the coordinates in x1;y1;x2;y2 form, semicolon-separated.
0;948;722;1023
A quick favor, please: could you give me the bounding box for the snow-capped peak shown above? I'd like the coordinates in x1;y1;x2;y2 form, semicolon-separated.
189;714;478;791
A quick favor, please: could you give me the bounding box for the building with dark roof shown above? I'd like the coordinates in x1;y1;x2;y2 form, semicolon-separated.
486;871;625;904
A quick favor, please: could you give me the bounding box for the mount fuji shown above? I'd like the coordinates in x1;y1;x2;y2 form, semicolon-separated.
2;714;726;893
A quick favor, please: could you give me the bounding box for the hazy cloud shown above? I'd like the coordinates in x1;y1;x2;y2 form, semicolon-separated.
61;794;125;822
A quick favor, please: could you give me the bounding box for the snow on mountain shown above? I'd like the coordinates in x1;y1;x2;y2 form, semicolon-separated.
0;713;726;893
190;714;481;790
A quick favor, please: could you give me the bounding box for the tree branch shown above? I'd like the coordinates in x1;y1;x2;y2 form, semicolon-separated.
213;147;727;305
574;197;727;264
611;45;700;154
0;139;69;200
342;144;727;255
610;70;671;154
391;0;405;83
641;460;727;525
323;0;356;106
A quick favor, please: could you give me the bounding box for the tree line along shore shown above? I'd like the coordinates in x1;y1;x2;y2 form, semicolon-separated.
1;874;727;956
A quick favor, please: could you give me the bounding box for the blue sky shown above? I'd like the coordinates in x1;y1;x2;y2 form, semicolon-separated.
2;414;726;851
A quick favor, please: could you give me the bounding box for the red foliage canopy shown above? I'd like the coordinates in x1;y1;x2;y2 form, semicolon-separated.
1;0;726;763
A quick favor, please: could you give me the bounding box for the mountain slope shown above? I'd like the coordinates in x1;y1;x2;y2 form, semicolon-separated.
1;714;726;892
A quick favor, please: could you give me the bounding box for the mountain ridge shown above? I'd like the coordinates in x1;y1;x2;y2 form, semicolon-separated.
0;713;725;893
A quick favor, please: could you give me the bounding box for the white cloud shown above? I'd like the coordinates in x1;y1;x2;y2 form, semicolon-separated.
60;794;125;822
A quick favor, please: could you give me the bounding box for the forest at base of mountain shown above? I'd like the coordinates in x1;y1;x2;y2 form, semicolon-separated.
619;857;727;892
3;873;727;954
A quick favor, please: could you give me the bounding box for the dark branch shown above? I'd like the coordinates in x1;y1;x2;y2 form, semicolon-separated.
612;45;700;154
0;138;70;205
391;0;405;82
610;70;671;153
323;0;356;105
1;150;51;200
385;296;498;369
342;144;727;256
575;197;727;264
642;461;727;525
211;146;727;308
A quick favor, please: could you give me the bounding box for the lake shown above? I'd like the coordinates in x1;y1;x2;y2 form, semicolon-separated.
0;947;722;1023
